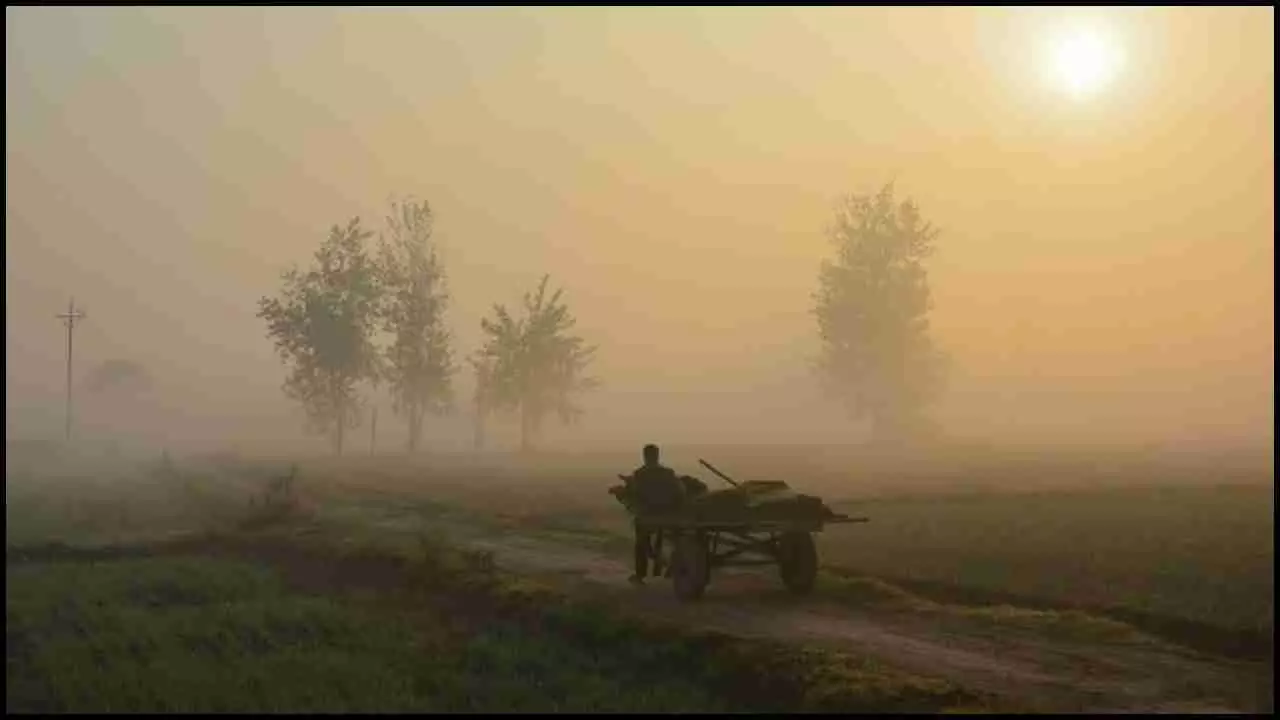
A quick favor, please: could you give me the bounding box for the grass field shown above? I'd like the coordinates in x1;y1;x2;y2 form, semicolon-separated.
5;553;732;712
6;443;1274;673
6;525;982;713
819;483;1274;635
257;450;1273;646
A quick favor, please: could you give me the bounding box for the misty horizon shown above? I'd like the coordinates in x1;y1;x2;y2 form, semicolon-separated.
6;7;1274;458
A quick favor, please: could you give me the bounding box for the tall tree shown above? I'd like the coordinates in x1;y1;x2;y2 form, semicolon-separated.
258;217;382;455
377;197;455;452
813;182;945;442
84;359;152;396
477;275;597;452
82;359;156;448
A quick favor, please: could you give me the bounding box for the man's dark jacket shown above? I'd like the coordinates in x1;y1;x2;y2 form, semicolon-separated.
627;464;685;514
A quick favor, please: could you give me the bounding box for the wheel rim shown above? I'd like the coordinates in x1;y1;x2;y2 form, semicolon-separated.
779;532;817;593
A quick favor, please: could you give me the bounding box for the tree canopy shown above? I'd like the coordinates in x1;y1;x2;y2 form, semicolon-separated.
813;182;945;442
475;275;597;452
377;197;456;451
257;217;382;455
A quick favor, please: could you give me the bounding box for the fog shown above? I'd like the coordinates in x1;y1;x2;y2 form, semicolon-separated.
6;7;1273;460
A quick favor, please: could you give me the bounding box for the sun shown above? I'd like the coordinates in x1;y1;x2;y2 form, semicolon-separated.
1046;22;1123;100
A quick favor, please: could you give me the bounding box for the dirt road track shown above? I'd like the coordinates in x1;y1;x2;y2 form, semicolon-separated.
373;507;1271;714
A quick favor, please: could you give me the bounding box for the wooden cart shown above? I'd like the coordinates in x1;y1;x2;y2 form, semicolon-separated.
613;459;868;602
639;512;866;601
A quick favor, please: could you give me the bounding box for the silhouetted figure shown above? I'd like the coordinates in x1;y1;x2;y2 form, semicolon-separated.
623;443;685;584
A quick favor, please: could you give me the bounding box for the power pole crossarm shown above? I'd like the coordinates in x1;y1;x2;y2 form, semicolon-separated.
56;297;87;442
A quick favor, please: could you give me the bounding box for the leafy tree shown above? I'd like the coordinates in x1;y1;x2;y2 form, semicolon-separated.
82;359;156;445
84;359;152;396
476;275;597;452
813;182;945;442
377;197;455;452
258;217;382;455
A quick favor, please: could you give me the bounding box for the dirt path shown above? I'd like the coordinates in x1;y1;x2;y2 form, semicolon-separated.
315;501;1272;714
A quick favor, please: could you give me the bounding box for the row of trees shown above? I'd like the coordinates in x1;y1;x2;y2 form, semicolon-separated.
256;197;596;455
260;182;943;453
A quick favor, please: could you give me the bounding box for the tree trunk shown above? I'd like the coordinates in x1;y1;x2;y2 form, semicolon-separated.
407;405;422;453
335;398;345;457
473;408;486;451
868;406;906;448
520;404;533;454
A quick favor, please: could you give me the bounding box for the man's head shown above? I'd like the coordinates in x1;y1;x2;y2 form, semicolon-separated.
642;444;660;466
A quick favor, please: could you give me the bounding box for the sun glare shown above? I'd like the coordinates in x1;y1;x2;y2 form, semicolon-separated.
1047;23;1123;100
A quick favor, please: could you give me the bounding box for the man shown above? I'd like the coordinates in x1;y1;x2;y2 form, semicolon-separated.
623;443;685;584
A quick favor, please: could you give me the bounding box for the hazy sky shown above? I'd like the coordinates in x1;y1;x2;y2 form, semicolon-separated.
6;7;1274;453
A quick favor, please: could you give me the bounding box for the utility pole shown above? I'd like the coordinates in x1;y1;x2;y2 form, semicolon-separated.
56;297;87;442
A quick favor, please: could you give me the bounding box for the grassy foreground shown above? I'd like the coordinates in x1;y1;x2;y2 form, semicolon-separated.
6;523;987;714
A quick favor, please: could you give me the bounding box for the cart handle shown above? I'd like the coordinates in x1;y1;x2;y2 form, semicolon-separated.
698;459;740;488
826;515;870;524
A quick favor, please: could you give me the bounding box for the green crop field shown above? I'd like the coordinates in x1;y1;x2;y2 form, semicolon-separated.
5;531;979;714
819;482;1275;637
11;447;1270;639
6;552;756;713
6;443;1274;694
261;451;1273;648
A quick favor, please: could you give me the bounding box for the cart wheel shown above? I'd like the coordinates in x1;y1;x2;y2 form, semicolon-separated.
777;531;818;595
672;532;709;602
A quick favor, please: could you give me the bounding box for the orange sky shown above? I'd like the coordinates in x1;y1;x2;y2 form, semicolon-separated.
5;7;1274;454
